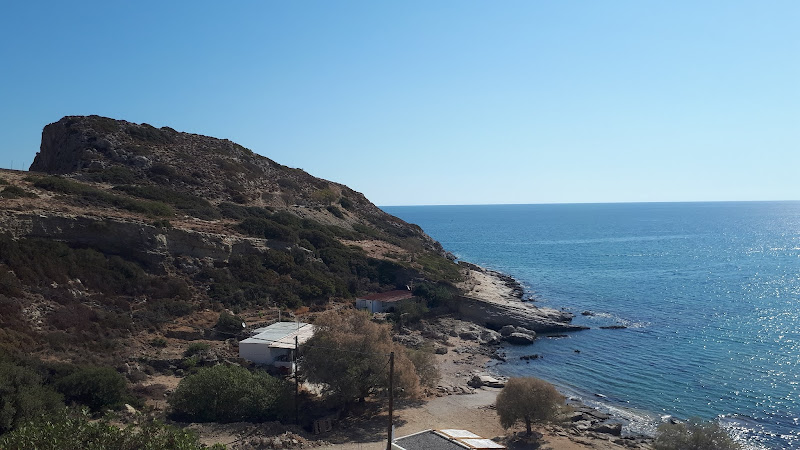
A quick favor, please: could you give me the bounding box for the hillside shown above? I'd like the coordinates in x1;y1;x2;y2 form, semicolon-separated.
0;115;459;362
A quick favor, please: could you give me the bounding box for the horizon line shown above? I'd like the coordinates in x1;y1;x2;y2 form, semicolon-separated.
380;199;800;207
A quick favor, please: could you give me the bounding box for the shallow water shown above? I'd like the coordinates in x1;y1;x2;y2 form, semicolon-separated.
383;202;800;449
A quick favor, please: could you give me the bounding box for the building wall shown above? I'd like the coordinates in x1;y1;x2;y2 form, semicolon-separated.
238;343;289;365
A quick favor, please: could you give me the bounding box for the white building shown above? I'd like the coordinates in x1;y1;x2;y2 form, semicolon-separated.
239;321;314;372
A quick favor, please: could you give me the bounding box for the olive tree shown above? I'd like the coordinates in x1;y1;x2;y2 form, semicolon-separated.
653;417;741;450
301;309;420;406
496;377;565;436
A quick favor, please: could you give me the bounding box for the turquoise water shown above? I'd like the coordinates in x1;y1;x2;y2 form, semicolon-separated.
383;202;800;449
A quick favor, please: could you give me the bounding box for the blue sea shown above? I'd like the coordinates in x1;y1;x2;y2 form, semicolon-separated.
382;202;800;449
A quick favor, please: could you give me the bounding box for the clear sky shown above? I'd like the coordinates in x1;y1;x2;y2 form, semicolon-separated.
1;1;798;205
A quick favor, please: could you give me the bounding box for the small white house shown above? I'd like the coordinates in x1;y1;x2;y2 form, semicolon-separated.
239;322;314;372
392;429;506;450
355;290;415;313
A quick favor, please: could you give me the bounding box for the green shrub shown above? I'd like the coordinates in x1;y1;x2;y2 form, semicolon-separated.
0;409;216;450
653;417;741;450
169;364;290;422
184;342;210;357
1;185;37;199
338;197;353;210
326;205;344;219
215;312;245;335
150;337;168;348
53;366;129;414
0;177;8;185
311;188;337;205
0;360;64;434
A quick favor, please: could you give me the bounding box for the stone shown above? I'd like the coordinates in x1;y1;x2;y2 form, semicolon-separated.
479;329;502;345
499;325;516;336
505;332;535;345
459;330;480;341
591;422;623;436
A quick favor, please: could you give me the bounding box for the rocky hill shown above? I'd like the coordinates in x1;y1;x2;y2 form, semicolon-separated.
0;115;459;362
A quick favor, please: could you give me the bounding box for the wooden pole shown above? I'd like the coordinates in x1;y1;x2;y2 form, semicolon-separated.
386;351;394;450
295;335;299;425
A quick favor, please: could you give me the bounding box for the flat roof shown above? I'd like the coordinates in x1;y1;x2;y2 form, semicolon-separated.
241;322;314;349
394;430;505;450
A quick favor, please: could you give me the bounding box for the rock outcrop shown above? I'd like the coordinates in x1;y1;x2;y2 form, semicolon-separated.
454;295;586;333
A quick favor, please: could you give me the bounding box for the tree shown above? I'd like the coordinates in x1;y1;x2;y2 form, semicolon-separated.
653;417;742;450
301;309;421;406
168;364;289;422
496;377;565;436
0;360;64;434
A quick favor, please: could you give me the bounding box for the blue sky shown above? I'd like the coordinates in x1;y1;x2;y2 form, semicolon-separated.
1;1;798;205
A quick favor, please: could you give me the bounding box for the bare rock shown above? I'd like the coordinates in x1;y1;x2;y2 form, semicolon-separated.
505;332;536;345
591;422;623;436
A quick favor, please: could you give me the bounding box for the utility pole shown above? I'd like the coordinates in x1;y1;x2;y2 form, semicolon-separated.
386;351;394;450
295;335;299;425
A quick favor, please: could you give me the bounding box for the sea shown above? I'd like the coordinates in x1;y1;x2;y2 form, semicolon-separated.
382;202;800;449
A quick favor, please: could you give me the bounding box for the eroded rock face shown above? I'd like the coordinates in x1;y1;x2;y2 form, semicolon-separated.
0;211;280;272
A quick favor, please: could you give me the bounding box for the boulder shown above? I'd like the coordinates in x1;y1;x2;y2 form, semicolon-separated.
499;325;516;336
459;330;480;341
505;332;535;345
591;422;623;436
479;329;502;345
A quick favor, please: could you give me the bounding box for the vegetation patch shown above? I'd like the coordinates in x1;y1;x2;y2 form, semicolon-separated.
0;185;38;199
169;364;290;422
32;176;173;217
0;409;215;450
114;185;219;219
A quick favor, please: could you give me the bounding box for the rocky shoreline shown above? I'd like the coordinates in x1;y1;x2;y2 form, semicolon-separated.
445;264;654;447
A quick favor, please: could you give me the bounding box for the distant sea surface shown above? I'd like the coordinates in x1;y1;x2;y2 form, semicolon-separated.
382;202;800;449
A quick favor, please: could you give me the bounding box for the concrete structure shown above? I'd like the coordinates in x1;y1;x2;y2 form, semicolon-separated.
238;321;314;372
355;290;415;313
392;429;505;450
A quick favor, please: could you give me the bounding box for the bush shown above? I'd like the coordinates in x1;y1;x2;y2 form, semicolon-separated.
0;409;217;450
0;360;64;434
53;366;129;414
496;377;565;436
653;417;741;450
169;364;290;422
1;185;37;199
326;205;344;219
184;342;210;357
215;312;245;335
405;346;440;389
